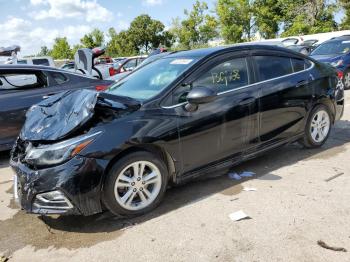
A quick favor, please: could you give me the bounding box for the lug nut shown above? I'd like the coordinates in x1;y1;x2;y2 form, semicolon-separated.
137;177;141;181
142;181;145;185
139;187;143;191
133;188;137;192
131;182;135;186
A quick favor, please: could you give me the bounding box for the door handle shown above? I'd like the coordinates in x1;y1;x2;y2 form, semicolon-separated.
296;80;309;87
42;93;55;99
238;97;255;106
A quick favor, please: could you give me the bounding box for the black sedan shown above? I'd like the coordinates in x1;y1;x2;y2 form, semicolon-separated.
10;45;344;217
0;65;113;151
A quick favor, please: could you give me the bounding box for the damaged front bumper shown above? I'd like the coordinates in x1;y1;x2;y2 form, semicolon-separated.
10;156;108;216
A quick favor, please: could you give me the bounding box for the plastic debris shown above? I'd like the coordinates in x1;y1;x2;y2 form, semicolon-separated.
228;172;242;180
317;240;347;252
229;210;250;221
228;171;256;180
243;187;257;192
240;171;256;177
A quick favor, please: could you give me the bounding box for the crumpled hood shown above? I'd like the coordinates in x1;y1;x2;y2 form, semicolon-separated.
310;54;344;63
20;89;140;142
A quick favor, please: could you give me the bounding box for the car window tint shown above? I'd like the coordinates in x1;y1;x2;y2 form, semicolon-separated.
51;72;68;84
0;73;44;90
33;59;49;66
254;56;293;81
192;57;249;93
17;60;27;64
291;58;306;72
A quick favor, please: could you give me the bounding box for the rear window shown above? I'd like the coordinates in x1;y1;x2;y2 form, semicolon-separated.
17;60;27;64
51;72;68;84
33;59;50;66
254;56;293;81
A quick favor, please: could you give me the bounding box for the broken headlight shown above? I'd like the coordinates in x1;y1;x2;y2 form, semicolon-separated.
24;132;101;166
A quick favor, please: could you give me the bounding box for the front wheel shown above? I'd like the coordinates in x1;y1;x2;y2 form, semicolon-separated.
299;105;332;148
102;151;168;217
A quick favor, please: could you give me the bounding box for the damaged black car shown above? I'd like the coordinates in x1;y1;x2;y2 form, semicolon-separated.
10;45;344;217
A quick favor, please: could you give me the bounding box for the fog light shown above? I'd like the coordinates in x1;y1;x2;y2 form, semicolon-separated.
33;190;73;210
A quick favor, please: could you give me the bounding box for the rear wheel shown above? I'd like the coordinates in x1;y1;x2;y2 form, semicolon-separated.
102;151;168;217
300;105;332;148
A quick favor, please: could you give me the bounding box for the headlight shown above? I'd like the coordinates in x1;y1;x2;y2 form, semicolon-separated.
24;132;101;166
331;60;343;67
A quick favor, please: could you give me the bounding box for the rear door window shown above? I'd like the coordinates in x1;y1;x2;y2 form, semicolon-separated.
0;73;47;90
254;56;293;81
50;72;68;84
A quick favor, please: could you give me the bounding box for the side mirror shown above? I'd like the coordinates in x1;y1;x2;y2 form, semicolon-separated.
186;86;217;105
185;87;217;111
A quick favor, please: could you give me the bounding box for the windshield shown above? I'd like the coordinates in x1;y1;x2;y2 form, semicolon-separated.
311;40;350;55
107;57;197;100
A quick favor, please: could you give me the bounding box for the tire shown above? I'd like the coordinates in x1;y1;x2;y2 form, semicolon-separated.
343;69;350;90
102;151;168;217
299;104;332;148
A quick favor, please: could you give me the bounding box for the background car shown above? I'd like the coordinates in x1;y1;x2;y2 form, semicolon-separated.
110;56;146;75
10;45;344;217
310;35;350;89
0;64;113;151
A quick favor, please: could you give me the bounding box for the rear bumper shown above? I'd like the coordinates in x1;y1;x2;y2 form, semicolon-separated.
10;156;108;216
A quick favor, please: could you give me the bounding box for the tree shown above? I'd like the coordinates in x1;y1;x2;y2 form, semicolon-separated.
253;0;282;39
80;28;105;48
50;37;72;59
340;0;350;29
216;0;255;43
171;1;218;49
128;14;172;53
280;0;337;36
71;44;84;58
107;28;137;57
37;46;50;56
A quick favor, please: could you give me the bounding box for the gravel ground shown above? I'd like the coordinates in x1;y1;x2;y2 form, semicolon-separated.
0;92;349;262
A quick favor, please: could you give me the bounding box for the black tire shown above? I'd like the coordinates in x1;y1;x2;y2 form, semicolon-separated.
343;69;350;90
102;151;168;217
299;104;332;148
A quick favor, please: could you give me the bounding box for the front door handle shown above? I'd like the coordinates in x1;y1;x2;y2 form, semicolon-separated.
238;97;255;106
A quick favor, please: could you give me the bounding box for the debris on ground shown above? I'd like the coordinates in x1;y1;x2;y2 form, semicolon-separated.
228;172;242;180
325;172;345;182
228;171;256;180
0;255;9;262
317;240;347;252
243;187;257;191
229;210;251;221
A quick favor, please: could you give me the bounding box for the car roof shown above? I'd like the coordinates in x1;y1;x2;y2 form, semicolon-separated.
166;44;305;59
0;64;61;71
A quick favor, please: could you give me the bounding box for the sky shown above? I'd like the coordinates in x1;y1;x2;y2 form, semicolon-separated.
0;0;345;56
0;0;215;56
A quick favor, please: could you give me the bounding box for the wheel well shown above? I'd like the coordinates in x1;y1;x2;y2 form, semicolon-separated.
313;100;336;123
103;144;176;185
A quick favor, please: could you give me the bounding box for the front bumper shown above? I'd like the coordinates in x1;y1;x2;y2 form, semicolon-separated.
10;156;108;216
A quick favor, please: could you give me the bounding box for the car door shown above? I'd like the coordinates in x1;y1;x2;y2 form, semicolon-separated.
0;69;59;148
163;52;259;177
252;51;314;149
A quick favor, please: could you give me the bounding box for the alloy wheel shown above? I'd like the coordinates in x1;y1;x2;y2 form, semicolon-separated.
344;72;350;89
114;161;162;211
310;110;330;143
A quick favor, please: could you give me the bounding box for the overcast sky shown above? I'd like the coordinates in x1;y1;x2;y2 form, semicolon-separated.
0;0;214;56
0;0;344;56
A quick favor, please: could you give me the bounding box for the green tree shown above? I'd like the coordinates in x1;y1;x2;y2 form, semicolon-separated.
171;1;218;49
50;37;72;59
280;0;337;36
71;44;84;58
216;0;255;43
37;46;50;56
128;14;172;53
253;0;282;39
107;28;137;57
80;28;105;48
340;0;350;29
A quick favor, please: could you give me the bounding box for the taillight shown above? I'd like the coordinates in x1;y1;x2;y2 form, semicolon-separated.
109;67;117;76
95;85;109;91
337;71;344;79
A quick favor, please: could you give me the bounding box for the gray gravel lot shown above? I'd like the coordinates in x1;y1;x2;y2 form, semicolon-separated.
0;92;349;262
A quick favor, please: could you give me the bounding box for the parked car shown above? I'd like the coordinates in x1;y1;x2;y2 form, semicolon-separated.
0;65;113;151
95;56;113;65
60;62;75;70
10;45;344;217
16;56;55;67
310;35;350;89
110;56;146;75
108;52;173;82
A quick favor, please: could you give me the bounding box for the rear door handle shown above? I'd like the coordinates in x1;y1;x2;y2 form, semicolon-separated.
238;97;255;106
296;80;309;87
